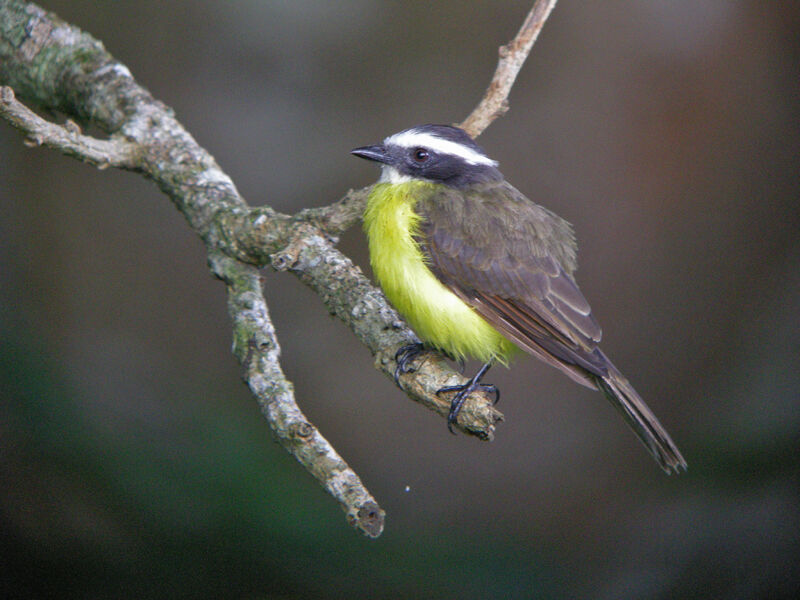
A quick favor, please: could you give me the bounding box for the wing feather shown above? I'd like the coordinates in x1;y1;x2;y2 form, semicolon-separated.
415;182;686;473
417;182;602;374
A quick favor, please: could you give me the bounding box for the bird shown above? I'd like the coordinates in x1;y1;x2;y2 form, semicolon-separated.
351;124;686;473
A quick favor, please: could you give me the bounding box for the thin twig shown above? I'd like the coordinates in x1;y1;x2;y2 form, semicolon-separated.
460;0;559;137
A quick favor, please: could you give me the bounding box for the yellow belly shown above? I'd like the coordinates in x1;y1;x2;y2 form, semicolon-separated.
363;181;517;364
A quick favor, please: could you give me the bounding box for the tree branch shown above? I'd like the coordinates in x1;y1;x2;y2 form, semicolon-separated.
0;0;391;537
459;0;559;137
0;0;556;536
208;251;384;538
0;86;137;167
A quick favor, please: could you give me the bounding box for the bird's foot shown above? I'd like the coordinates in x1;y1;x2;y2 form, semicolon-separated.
394;343;426;385
436;362;499;433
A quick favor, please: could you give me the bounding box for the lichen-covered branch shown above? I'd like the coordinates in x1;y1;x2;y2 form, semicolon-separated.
0;0;391;536
208;251;384;538
0;0;559;537
459;0;559;137
0;86;136;167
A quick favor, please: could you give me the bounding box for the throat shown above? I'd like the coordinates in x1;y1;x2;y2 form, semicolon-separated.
379;165;416;184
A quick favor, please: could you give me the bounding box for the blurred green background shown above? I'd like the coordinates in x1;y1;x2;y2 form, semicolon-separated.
1;1;798;598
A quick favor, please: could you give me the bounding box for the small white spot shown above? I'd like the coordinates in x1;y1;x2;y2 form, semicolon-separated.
386;129;497;167
404;485;411;493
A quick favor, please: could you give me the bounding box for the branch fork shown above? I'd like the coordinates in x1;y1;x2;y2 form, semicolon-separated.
0;0;558;537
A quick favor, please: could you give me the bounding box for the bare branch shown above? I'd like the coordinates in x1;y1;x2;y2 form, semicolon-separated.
209;252;385;538
0;0;529;536
294;187;370;238
0;85;136;168
460;0;559;137
0;0;390;537
0;0;558;536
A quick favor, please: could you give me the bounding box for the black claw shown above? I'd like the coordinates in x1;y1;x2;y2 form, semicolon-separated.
436;362;497;433
447;392;468;434
394;343;425;384
455;357;466;374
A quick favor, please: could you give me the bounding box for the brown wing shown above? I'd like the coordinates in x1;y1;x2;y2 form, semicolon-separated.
417;183;688;473
417;181;606;386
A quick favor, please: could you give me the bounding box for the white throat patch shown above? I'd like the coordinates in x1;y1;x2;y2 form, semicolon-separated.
385;129;498;167
379;165;415;184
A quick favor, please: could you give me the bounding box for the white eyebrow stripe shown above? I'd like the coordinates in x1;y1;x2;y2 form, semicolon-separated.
385;130;498;166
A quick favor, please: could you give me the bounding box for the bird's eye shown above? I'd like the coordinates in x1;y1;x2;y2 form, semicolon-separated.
412;148;429;162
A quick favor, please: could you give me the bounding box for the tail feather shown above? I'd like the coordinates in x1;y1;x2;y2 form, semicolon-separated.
592;354;687;474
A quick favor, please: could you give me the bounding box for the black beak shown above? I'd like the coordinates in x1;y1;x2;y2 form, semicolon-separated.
351;144;389;164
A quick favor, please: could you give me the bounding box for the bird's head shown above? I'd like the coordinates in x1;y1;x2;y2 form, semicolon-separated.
351;124;502;188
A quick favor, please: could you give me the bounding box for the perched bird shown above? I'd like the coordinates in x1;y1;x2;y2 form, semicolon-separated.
352;124;686;473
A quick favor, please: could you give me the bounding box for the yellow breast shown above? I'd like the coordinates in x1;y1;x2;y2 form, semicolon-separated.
363;181;517;364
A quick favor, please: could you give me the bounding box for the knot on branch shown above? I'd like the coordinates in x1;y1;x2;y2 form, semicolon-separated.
271;251;296;272
270;222;318;272
290;421;315;439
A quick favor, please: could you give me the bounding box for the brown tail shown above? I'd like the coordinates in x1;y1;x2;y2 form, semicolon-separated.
592;353;687;474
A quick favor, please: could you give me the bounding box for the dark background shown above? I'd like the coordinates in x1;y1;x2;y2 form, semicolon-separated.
1;1;798;598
